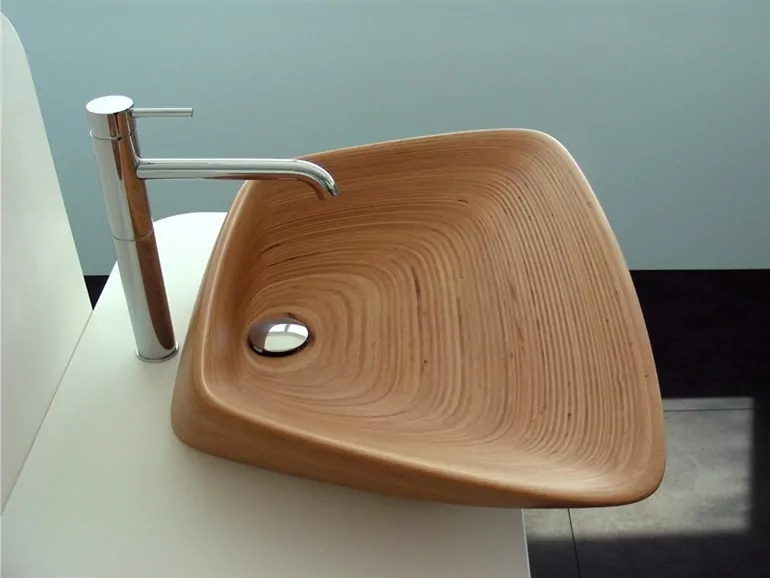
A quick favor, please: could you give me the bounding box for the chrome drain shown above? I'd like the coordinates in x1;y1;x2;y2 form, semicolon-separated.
248;317;310;357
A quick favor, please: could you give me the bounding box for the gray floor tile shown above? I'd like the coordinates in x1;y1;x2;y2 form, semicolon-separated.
663;396;754;411
571;409;770;578
523;509;579;578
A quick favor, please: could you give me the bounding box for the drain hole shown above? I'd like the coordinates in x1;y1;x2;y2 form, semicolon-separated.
248;316;310;357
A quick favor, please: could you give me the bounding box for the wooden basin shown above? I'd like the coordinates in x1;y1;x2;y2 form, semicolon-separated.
172;130;665;507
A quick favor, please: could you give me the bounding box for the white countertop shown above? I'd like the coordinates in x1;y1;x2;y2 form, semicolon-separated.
2;212;530;578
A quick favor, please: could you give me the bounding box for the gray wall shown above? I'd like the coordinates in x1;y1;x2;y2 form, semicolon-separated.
5;0;769;274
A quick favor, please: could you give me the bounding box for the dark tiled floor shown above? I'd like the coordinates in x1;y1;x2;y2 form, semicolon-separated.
84;275;109;308
523;510;580;578
574;409;767;578
86;270;770;577
526;406;770;578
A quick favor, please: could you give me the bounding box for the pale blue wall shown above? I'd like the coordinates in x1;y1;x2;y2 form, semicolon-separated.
5;0;769;274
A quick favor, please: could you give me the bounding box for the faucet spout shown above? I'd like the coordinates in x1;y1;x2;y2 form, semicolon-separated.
85;94;340;362
136;157;340;200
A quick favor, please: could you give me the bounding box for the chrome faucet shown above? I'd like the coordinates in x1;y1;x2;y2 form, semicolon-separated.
85;95;339;362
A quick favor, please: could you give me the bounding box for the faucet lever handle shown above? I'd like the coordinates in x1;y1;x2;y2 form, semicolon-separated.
131;107;194;119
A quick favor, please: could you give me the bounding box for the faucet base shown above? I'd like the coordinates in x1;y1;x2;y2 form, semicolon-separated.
136;342;179;363
113;234;177;361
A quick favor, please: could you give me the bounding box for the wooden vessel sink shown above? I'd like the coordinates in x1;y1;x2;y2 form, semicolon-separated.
172;130;665;508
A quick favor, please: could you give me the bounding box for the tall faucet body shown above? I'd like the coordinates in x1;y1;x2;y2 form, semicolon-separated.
86;95;339;362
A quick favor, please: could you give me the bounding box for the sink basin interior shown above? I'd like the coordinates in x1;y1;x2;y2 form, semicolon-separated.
172;130;665;507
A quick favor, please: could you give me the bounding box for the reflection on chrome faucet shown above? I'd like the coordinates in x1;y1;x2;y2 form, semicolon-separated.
86;95;339;362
